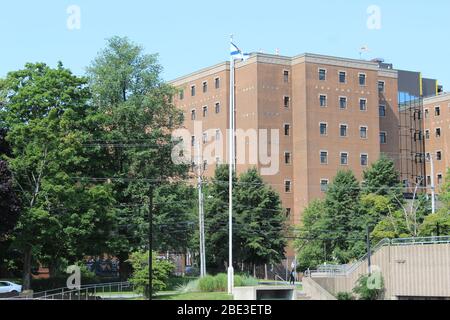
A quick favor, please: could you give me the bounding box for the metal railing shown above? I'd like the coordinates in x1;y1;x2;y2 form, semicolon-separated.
6;281;135;300
306;235;450;278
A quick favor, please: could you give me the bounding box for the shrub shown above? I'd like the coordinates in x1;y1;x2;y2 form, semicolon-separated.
198;275;217;292
197;274;259;292
128;251;174;298
336;292;355;300
353;273;385;300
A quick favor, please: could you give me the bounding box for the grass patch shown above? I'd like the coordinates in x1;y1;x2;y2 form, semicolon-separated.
155;292;233;300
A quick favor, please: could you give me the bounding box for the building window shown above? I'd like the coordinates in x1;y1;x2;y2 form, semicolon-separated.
379;105;386;117
202;81;208;93
320;95;327;107
378;81;385;93
179;90;184;100
425;109;429;118
339;97;347;109
203;160;208;171
203;106;208;117
320;123;328;136
427;175;431;186
191;85;196;97
361;154;368;166
425;130;430;139
284;124;291;136
340;124;348;137
284;152;291;165
215;129;220;141
437;174;443;185
284;180;292;193
340;152;349;165
435;106;441;116
359;73;366;86
437;151;442;161
284;96;290;108
191;109;196;120
320;179;329;192
359;98;367;111
360;126;368;139
320;151;328;164
283;70;289;83
191;136;195;147
380;132;387;144
319;68;327;81
286;208;291;219
436;128;441;138
339;71;346;83
202;132;208;144
215;77;220;89
215;157;221;166
215;102;220;114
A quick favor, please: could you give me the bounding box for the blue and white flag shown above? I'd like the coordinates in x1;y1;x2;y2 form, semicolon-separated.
230;42;250;61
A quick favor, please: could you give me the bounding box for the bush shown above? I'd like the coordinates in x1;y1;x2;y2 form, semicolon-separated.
197;274;258;292
128;251;174;298
336;292;355;300
353;273;385;300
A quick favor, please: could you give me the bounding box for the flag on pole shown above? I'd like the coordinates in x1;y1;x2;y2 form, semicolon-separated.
230;41;250;61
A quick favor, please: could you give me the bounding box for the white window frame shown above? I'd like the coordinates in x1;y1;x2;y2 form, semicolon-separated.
378;80;385;93
319;94;328;107
320;179;329;192
215;101;221;114
284;151;292;165
436;150;442;161
202;105;208;117
340;152;349;166
191;85;196;96
284;96;290;108
339;96;348;110
319;122;328;136
318;68;327;81
339;123;348;138
380;131;387;144
191;109;196;120
436;127;442;138
338;70;347;84
284;123;291;136
379;104;386;117
320;150;328;165
437;173;443;185
425;129;430;140
360;126;368;139
284;179;292;193
359;98;368;112
358;73;367;87
360;153;369;166
202;81;208;93
214;77;220;89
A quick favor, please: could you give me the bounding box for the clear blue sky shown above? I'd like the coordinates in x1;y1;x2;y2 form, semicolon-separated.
1;0;449;89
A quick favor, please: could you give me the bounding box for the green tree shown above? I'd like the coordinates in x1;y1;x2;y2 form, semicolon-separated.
294;200;328;270
85;37;189;271
362;155;402;201
153;182;196;253
419;211;450;236
204;165;236;270
234;168;287;271
323;170;361;263
0;62;116;288
0;160;21;240
128;251;174;298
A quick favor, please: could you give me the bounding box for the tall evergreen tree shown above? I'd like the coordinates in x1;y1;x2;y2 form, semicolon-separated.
234;168;287;271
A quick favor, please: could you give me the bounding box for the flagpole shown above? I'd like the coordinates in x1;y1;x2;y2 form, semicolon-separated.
228;35;235;295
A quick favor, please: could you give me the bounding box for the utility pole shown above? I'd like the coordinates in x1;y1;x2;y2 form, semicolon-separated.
366;225;372;275
148;186;154;300
429;153;436;214
197;141;206;277
228;35;236;295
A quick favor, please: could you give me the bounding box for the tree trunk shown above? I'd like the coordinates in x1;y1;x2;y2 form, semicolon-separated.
264;264;268;280
22;247;32;290
253;264;256;278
